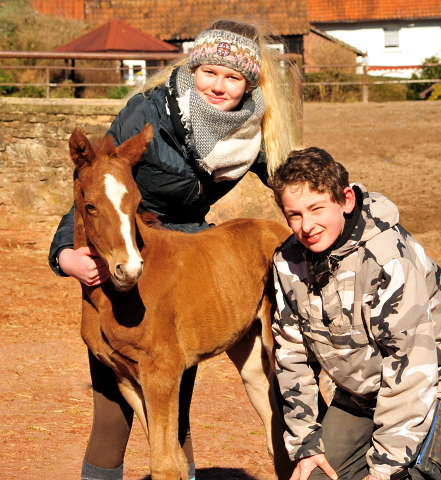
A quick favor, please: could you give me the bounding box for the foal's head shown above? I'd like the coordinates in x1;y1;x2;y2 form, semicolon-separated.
69;124;153;291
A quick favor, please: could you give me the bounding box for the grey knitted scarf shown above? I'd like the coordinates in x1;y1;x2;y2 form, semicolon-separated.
168;65;265;182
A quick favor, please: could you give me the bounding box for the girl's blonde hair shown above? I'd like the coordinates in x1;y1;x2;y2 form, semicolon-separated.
130;18;302;179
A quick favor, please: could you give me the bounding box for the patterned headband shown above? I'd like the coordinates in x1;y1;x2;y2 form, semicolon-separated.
188;29;261;87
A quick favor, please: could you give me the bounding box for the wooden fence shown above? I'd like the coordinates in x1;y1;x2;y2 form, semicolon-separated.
0;51;302;97
0;51;439;102
304;62;441;102
0;51;185;98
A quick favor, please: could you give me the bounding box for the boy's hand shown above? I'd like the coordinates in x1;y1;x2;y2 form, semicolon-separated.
290;454;338;480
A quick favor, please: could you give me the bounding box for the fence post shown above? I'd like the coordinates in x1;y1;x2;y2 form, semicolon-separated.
46;66;50;98
362;63;369;103
291;54;304;145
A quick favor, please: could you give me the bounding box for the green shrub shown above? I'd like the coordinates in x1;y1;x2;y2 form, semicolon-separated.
50;80;75;98
304;71;362;102
106;86;131;99
304;71;411;103
16;85;45;98
429;84;441;100
407;55;441;100
0;68;15;95
368;79;408;102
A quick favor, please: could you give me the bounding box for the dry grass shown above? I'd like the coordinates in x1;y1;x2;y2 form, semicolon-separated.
0;0;88;53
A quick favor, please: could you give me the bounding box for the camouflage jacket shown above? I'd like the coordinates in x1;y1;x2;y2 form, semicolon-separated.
272;183;441;480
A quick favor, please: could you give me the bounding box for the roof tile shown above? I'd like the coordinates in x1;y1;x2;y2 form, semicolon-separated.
83;0;309;39
307;0;441;23
54;18;178;52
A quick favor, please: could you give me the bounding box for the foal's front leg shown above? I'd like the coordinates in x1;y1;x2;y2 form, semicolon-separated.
139;354;188;480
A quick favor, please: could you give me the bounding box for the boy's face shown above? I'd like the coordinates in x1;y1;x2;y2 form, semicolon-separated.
281;183;356;253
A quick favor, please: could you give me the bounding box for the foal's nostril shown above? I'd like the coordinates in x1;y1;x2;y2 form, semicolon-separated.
115;264;125;279
115;262;142;281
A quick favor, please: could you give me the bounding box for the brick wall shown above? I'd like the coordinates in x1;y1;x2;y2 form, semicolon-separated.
304;30;358;66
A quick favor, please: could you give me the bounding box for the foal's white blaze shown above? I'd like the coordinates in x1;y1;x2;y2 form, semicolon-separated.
104;173;143;275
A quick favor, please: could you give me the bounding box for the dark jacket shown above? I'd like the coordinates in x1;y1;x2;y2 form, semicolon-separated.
48;84;269;276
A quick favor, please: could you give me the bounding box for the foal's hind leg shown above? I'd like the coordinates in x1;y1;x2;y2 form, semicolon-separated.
138;353;188;480
226;321;295;480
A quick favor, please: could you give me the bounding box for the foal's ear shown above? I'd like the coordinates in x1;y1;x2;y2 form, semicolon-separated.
116;123;154;167
69;128;95;168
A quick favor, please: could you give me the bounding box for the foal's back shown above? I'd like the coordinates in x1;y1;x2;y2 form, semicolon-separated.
133;217;290;366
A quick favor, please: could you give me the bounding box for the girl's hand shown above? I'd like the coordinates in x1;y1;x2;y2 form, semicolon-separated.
290;454;338;480
58;247;110;286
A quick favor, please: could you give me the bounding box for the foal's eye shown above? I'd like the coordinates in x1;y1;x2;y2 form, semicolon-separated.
85;203;96;213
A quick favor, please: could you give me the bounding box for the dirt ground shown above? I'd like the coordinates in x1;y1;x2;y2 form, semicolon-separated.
1;100;441;480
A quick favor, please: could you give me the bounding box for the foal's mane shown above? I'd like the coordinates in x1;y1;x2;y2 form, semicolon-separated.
92;134;118;159
137;208;163;229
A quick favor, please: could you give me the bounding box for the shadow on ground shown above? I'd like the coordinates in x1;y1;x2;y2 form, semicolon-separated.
141;467;262;479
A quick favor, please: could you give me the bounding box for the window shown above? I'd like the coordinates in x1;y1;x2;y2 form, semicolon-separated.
384;27;400;48
122;60;146;85
182;41;195;54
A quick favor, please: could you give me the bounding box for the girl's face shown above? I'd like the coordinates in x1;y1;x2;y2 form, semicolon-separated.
194;64;249;111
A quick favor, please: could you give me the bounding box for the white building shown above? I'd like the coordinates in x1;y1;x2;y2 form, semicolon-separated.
306;0;441;78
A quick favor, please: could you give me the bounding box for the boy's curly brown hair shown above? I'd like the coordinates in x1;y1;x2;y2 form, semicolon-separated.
271;147;349;209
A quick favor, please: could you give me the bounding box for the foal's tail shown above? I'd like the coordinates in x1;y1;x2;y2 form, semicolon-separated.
257;220;290;371
258;270;278;372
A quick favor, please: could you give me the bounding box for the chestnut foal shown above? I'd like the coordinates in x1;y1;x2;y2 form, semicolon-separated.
69;124;293;480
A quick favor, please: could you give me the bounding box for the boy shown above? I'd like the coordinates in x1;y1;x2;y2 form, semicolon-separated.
271;147;441;480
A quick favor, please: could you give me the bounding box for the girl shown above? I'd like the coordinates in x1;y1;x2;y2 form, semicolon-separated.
48;19;300;480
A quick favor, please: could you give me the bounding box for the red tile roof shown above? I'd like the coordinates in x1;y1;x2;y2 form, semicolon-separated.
307;0;441;23
54;19;178;52
83;0;309;40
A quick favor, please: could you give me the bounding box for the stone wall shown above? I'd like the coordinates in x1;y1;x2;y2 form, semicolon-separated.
0;97;284;249
0;98;123;245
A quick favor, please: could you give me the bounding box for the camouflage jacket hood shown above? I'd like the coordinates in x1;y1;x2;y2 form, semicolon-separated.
272;184;441;480
321;183;399;261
